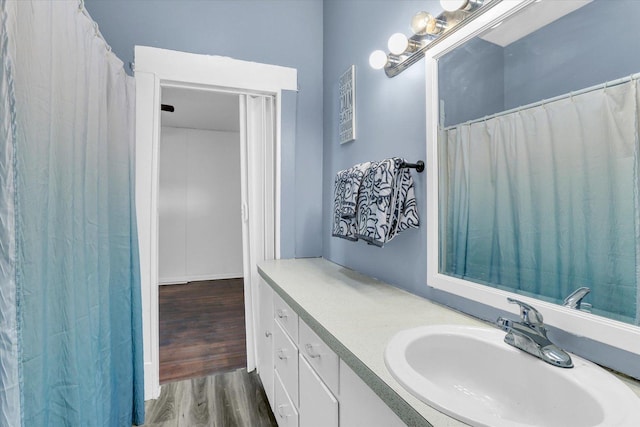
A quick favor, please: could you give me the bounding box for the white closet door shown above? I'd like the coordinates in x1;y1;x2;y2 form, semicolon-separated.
240;94;276;372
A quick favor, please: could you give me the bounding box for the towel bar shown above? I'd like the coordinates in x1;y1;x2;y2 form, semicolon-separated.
400;160;424;173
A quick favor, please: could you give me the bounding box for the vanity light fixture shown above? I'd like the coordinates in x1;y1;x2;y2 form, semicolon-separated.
370;0;493;77
441;0;484;12
388;33;423;55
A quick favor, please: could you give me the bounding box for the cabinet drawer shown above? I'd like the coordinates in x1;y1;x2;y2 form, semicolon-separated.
298;319;339;396
274;321;299;407
274;370;299;427
274;292;299;341
299;355;338;427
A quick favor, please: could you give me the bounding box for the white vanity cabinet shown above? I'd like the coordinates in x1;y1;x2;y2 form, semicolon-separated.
258;281;405;427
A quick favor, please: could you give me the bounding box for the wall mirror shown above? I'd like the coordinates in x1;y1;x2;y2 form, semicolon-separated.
426;0;640;355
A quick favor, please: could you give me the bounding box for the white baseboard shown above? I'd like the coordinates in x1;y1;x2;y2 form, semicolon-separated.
159;272;244;285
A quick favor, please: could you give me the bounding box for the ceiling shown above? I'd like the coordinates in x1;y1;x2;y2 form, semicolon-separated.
480;0;592;47
161;87;240;132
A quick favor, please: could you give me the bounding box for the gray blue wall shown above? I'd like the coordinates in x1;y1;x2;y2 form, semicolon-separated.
322;0;442;296
85;0;323;258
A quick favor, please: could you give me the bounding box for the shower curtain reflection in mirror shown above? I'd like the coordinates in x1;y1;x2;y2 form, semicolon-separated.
440;78;640;325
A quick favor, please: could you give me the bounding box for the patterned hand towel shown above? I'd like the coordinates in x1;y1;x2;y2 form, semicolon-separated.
332;168;358;241
355;158;420;246
341;162;371;218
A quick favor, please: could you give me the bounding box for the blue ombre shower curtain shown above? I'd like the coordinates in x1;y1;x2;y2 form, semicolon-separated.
0;1;145;425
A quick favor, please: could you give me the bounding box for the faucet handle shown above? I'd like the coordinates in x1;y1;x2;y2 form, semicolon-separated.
507;297;544;326
563;287;591;311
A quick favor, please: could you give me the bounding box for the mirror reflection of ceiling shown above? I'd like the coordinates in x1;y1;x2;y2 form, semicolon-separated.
480;0;592;47
438;0;640;127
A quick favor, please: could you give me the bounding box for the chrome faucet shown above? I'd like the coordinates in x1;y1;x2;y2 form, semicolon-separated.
497;298;573;368
563;287;591;312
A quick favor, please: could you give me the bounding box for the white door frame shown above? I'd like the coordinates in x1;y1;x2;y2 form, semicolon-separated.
134;46;297;400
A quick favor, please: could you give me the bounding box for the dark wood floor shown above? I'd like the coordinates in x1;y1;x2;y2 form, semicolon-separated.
160;279;247;384
142;368;277;427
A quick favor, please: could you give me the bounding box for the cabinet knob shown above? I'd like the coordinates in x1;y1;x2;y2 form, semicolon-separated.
277;349;288;360
265;330;272;338
277;404;290;418
276;309;288;319
305;343;321;358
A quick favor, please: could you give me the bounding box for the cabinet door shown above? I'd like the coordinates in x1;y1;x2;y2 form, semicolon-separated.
299;355;338;427
257;278;275;409
339;360;406;427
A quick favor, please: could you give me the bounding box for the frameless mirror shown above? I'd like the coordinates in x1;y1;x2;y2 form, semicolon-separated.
437;0;639;326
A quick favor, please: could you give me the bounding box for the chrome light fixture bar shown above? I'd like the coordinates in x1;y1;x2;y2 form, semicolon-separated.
373;0;500;78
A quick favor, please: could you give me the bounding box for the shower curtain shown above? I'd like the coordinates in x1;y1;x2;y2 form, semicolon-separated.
441;77;639;324
1;1;144;425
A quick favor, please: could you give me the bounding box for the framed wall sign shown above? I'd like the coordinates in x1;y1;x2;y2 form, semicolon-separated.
339;65;356;144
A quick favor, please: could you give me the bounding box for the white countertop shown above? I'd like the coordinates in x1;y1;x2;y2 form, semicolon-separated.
257;257;640;427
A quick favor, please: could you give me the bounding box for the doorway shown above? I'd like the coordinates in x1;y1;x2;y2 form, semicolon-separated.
157;88;245;383
134;46;297;400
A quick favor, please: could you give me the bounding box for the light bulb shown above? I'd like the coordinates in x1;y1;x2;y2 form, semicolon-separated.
440;0;469;11
369;50;388;70
388;33;409;55
411;11;432;36
426;15;446;35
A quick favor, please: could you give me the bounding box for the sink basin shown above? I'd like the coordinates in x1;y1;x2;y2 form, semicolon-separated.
385;325;640;427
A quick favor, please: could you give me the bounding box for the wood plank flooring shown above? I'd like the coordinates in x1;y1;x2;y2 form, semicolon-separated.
160;279;247;384
141;368;277;427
